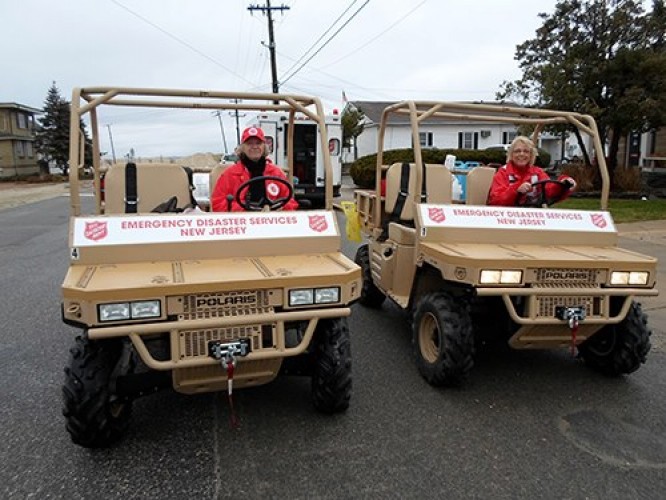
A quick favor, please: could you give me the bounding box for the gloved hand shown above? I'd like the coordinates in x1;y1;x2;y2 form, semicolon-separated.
562;177;577;190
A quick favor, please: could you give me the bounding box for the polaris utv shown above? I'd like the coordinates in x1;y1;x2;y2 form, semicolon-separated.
352;100;657;387
61;87;361;447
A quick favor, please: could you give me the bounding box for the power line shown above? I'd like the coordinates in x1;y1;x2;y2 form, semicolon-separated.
109;0;256;87
279;0;360;80
280;0;371;86
321;0;428;69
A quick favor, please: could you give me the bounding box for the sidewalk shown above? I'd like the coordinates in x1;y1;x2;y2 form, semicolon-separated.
0;181;70;211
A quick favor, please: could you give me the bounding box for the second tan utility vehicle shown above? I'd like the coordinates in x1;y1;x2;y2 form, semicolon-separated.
353;101;657;387
61;87;361;448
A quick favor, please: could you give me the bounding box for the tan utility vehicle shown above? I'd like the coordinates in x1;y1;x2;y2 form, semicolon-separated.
353;101;658;387
61;87;361;448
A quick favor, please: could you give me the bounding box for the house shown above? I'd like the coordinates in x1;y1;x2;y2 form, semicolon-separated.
344;101;591;166
345;100;664;169
0;102;40;178
345;100;528;161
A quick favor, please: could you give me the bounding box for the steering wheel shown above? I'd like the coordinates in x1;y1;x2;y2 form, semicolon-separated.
516;179;573;208
235;175;294;211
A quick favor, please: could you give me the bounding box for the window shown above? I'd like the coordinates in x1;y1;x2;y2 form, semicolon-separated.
26;141;34;158
328;138;340;156
502;131;517;144
457;132;478;150
16;112;27;129
419;132;433;148
15;141;25;157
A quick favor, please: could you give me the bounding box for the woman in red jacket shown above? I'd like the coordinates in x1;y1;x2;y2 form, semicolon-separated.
212;126;298;212
487;136;576;207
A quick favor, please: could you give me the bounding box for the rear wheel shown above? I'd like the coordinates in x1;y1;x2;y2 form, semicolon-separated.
62;335;134;448
354;244;385;308
579;300;651;376
412;292;474;386
311;318;352;413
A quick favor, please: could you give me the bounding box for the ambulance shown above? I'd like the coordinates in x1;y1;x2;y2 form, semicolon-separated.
246;110;343;207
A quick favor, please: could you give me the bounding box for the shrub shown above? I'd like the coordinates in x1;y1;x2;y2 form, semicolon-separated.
613;166;643;192
560;162;644;193
560;161;598;192
349;147;550;188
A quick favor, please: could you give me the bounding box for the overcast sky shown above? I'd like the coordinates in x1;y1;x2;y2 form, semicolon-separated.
3;0;563;158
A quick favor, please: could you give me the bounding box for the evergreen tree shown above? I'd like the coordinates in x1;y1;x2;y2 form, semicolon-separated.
35;82;70;174
34;82;93;175
498;0;666;172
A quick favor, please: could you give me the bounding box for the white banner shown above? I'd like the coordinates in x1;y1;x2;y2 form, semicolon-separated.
418;204;616;232
72;211;337;247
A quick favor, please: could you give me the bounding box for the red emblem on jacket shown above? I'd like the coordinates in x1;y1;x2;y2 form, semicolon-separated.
590;213;607;229
428;207;446;223
309;215;328;232
84;221;108;241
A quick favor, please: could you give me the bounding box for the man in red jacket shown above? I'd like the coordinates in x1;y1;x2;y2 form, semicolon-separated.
487;136;576;207
212;126;298;212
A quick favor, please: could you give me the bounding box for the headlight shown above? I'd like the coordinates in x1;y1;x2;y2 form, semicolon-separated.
289;289;314;306
99;302;130;322
289;287;341;306
479;269;523;285
610;271;649;286
315;287;340;304
130;300;161;319
99;300;161;322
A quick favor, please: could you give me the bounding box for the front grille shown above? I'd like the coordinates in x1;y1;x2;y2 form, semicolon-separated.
536;295;602;318
177;291;276;359
530;278;605;319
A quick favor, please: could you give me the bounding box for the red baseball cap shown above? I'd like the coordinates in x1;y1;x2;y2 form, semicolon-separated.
241;126;266;143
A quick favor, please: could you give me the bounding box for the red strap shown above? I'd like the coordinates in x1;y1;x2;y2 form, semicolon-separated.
226;360;240;429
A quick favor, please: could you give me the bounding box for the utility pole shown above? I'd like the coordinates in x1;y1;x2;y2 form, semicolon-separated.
229;99;246;146
213;111;228;154
106;124;117;165
247;1;289;97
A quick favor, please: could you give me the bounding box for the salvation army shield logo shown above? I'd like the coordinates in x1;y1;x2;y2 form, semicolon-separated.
84;221;108;241
428;207;446;223
308;215;328;232
590;213;607;229
266;182;280;198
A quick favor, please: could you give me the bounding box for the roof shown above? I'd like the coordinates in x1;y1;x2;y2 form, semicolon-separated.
0;103;41;114
346;100;525;127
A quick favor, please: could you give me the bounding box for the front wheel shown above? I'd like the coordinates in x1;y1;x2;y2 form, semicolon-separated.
579;300;651;376
412;292;474;387
354;244;385;308
311;318;352;413
62;335;134;448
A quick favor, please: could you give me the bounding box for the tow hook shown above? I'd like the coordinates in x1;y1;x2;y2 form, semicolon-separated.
208;339;252;363
208;339;252;429
555;306;586;355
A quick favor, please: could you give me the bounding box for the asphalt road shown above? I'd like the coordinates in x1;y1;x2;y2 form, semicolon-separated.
1;196;666;499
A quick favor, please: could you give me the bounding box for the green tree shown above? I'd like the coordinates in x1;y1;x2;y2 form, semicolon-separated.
342;104;365;161
498;0;666;172
35;82;93;175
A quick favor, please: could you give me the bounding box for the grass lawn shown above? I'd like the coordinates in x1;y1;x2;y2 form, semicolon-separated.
559;197;666;223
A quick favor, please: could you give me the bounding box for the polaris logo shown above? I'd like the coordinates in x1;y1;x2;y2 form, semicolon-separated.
542;270;591;281
196;296;257;307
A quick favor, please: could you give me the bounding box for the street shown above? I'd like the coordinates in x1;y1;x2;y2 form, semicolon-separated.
1;196;666;499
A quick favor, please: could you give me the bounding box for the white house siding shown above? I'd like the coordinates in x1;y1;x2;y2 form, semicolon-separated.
356;123;520;158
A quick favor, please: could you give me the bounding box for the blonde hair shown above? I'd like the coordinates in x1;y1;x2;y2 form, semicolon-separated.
507;136;537;165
